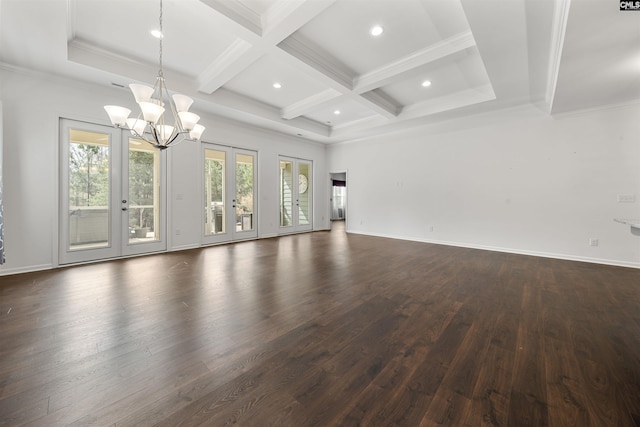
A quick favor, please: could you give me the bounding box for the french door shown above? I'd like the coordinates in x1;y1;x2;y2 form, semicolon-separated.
59;119;166;264
279;157;312;233
202;143;257;245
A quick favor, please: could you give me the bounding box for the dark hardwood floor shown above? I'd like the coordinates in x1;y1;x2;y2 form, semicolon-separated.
1;221;639;426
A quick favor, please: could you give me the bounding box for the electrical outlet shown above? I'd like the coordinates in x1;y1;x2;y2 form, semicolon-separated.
617;194;635;203
589;238;599;247
175;229;181;236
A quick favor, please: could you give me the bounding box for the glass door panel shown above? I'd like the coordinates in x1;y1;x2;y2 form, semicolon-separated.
60;120;120;264
127;138;160;244
122;137;166;256
203;144;257;245
280;160;293;227
235;152;255;233
204;148;226;236
298;161;312;227
67;129;111;250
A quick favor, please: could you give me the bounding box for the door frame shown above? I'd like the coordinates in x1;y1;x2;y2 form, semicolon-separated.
59;118;167;265
201;142;258;246
329;170;347;226
278;156;313;234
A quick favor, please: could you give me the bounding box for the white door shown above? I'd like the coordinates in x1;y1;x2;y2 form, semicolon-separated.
202;143;257;245
121;135;167;256
59;119;166;264
279;157;312;233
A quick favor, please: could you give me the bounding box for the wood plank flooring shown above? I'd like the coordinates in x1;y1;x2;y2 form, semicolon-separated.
0;222;639;426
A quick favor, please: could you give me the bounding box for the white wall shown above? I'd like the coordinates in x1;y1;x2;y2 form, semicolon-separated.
0;67;328;275
327;103;640;267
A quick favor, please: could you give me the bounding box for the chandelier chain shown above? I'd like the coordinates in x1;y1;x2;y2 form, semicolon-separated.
158;0;163;77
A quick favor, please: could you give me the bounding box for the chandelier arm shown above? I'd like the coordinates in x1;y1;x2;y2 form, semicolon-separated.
150;125;162;147
159;75;186;134
129;127;144;141
165;132;182;147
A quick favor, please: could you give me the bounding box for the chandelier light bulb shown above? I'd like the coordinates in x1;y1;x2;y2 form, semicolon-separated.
178;111;200;131
129;83;154;103
104;106;131;127
189;124;205;140
172;94;194;112
139;102;165;124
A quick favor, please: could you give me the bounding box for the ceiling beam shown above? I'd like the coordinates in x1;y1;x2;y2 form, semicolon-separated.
210;88;330;136
281;88;342;120
356;91;400;119
399;84;495;120
353;31;476;94
196;0;336;94
197;39;259;94
546;0;571;114
197;0;262;36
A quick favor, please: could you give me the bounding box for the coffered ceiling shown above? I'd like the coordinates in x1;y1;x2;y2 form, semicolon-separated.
0;0;638;143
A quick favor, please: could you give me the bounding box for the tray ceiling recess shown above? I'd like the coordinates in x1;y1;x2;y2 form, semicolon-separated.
64;0;493;143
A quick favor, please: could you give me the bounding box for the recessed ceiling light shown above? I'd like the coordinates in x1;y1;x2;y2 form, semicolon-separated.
273;82;282;89
150;29;163;39
334;110;341;115
370;25;384;36
421;80;432;87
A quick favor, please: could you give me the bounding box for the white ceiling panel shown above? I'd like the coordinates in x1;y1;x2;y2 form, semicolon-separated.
292;0;449;76
303;96;379;127
551;0;640;113
73;0;233;79
379;48;490;107
223;54;330;108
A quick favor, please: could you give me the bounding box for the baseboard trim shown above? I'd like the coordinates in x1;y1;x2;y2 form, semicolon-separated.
0;264;55;277
347;230;640;270
170;244;200;252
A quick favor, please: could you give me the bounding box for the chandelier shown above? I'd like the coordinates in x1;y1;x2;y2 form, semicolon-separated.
104;0;204;149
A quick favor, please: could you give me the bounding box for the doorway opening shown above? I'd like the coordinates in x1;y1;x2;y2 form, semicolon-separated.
329;172;347;227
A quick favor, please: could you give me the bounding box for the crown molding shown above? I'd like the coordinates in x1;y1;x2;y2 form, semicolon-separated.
546;0;571;114
198;0;262;36
277;34;354;91
197;39;259;94
281;88;342;120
